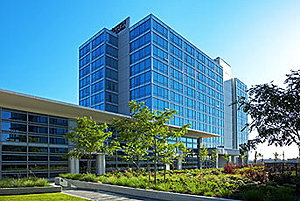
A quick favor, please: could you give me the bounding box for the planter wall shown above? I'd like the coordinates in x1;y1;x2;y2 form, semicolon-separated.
55;177;241;201
0;186;62;195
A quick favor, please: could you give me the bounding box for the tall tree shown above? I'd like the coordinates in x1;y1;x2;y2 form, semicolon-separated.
198;145;209;169
238;70;300;157
65;117;117;173
112;101;189;184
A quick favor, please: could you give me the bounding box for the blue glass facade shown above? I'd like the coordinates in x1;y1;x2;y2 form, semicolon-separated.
79;14;248;151
234;78;248;148
128;15;224;148
79;29;119;113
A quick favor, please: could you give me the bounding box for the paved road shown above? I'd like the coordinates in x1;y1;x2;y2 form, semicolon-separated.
63;189;165;201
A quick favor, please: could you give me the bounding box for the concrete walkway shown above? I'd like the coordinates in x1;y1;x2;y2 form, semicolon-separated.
63;189;165;201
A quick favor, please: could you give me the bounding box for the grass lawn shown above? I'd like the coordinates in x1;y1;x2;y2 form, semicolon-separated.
0;193;89;201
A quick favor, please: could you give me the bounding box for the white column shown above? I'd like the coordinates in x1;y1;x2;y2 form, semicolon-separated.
96;153;106;175
215;153;219;168
68;157;75;174
177;158;182;170
166;163;170;171
75;159;79;173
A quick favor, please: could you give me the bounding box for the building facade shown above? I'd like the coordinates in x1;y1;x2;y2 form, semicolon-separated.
79;14;225;149
0;89;216;178
78;14;248;165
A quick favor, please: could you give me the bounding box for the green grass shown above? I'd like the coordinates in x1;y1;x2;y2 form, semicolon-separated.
0;193;88;201
0;178;49;188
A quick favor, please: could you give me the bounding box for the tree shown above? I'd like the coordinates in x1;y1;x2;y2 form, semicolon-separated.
222;154;229;164
199;145;209;169
210;149;218;168
254;151;258;164
112;101;189;184
238;70;300;157
65;117;117;173
273;152;280;162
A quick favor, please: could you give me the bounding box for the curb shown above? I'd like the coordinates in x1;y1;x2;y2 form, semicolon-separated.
55;177;241;201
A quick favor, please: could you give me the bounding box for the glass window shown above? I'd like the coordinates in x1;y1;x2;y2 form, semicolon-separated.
153;59;168;75
49;127;67;135
91;80;104;94
153;46;168;62
105;104;118;113
50;137;67;145
79;43;90;58
170;43;182;59
130;19;150;41
153;98;169;111
153;85;168;100
105;56;118;70
105;80;118;92
130;32;151;52
105;92;118;104
91;68;104;83
130;45;151;64
49;118;68;126
1;133;27;142
130;71;151;88
92;33;104;49
153;32;168;51
106;45;118;58
184;42;194;56
1;110;27;121
105;68;118;81
130;84;151;100
2;145;26;152
29;147;48;153
79;65;90;78
170;56;183;71
153;72;168;86
153;20;168;38
28;135;48;143
106;33;118;47
91;92;104;105
170;32;182;48
28;114;48;124
91;56;104;72
79;54;90;68
1;122;26;132
28;125;48;134
79;76;90;88
92;45;104;60
130;58;151;76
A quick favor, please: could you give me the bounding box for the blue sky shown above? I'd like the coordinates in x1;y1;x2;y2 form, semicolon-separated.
0;0;299;159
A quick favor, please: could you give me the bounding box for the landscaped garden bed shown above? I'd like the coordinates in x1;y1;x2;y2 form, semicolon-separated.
0;177;61;195
60;164;299;201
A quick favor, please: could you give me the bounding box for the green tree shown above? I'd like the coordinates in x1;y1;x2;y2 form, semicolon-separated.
273;152;280;162
210;149;218;168
112;101;189;184
65;117;117;173
237;70;300;157
222;154;229;164
199;145;209;169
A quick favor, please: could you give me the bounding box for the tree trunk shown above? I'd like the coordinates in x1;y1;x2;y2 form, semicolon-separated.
164;163;166;183
89;153;92;174
147;158;151;183
154;139;157;184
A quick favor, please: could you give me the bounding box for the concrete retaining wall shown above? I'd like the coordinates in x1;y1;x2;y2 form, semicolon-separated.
0;185;62;195
56;177;241;201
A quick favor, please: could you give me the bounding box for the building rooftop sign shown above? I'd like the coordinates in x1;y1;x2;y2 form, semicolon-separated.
111;18;128;34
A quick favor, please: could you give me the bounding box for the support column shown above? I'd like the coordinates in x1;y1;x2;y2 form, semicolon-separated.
177;158;182;170
197;138;202;169
75;159;79;173
215;153;219;168
166;163;170;171
68;157;75;174
96;153;105;175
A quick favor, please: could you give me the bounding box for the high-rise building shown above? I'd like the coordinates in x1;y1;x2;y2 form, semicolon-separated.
79;14;248;166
